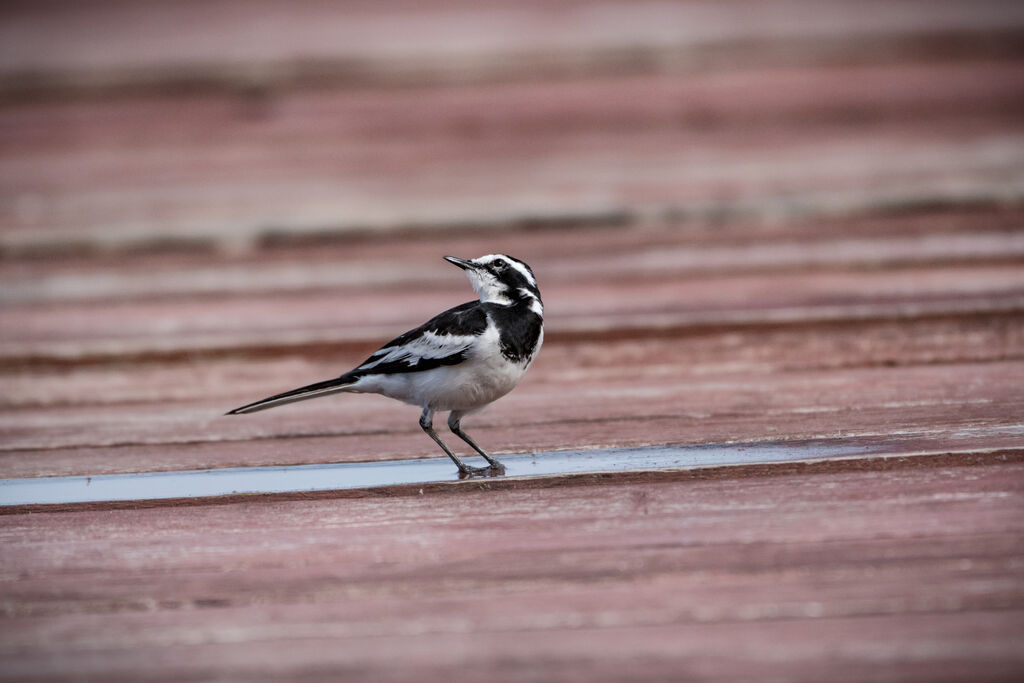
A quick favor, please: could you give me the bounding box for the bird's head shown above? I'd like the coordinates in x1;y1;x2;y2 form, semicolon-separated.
444;254;542;314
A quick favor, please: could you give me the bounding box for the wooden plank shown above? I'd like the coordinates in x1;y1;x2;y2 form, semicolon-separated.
2;322;1022;475
2;60;1022;254
2;460;1022;681
2;354;1024;472
3;0;1022;93
5;213;1024;307
3;239;1023;363
2;1;1023;679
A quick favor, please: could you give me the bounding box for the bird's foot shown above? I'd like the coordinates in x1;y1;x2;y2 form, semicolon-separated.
457;463;505;479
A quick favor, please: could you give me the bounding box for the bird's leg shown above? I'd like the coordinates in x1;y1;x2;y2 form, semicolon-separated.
448;412;506;474
419;408;486;477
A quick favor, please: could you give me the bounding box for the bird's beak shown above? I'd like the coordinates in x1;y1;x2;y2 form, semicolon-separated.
444;256;474;270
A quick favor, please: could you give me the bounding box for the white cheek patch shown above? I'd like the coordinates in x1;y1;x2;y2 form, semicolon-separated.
466;267;511;304
465;270;484;296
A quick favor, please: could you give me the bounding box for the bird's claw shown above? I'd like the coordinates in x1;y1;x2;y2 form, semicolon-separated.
457;463;505;479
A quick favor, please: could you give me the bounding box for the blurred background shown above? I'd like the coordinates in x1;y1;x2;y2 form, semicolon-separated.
3;0;1024;254
2;0;1023;463
3;2;1024;679
4;0;1024;469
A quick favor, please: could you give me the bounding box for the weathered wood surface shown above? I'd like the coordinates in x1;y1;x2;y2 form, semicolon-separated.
3;207;1023;477
2;0;1024;680
3;460;1023;681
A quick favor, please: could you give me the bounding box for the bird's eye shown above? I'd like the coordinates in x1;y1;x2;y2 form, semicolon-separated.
493;259;508;272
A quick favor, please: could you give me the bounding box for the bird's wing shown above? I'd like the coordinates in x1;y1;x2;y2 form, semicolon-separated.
350;301;488;376
227;302;488;414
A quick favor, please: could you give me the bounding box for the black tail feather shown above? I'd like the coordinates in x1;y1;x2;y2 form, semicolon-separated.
226;375;357;415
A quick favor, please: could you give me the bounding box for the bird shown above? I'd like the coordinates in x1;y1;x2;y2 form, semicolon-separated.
227;254;544;476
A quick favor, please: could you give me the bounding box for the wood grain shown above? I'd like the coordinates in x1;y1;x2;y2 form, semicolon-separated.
2;0;1023;680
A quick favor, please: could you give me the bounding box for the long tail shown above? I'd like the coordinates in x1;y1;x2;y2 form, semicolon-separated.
226;375;358;415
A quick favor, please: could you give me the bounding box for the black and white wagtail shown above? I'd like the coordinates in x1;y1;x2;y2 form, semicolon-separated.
227;254;543;476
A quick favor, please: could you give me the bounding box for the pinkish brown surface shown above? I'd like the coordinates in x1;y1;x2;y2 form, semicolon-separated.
2;0;1024;680
2;460;1023;681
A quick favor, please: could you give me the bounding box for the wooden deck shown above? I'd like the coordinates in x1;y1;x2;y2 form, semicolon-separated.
2;1;1024;680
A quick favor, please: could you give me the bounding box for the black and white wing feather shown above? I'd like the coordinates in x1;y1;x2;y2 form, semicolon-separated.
351;301;486;376
227;301;487;414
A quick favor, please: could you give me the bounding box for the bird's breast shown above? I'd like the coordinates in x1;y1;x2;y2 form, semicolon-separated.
419;322;532;411
487;305;543;364
358;314;542;413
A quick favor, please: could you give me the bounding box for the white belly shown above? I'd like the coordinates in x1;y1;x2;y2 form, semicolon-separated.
351;325;540;413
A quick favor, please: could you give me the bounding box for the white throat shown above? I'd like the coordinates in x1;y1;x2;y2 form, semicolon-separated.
466;269;512;305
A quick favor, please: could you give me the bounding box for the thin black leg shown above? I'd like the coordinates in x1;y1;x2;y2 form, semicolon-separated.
448;412;505;473
420;408;485;476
